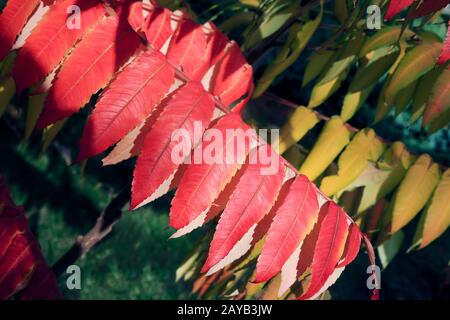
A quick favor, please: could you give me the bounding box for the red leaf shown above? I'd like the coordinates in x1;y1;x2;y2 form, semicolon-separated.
254;175;319;283
438;21;450;65
410;0;450;19
210;42;254;108
12;0;107;93
385;0;415;20
131;81;215;209
299;202;349;300
203;22;229;70
77;49;174;161
201;146;285;273
336;223;362;268
0;0;41;61
101;101;165;166
295;200;328;280
36;12;142;129
0;177;59;300
166;18;208;80
169;114;253;230
143;6;174;50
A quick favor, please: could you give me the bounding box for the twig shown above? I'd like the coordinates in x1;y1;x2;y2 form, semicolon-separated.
52;186;130;278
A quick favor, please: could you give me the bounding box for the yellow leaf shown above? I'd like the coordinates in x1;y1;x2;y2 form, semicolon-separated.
357;142;413;213
276;106;320;154
299;116;351;181
341;83;375;122
418;169;450;248
308;74;344;108
320;129;384;197
390;154;440;233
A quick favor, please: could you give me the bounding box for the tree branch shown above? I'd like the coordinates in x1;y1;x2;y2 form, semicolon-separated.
52;186;130;278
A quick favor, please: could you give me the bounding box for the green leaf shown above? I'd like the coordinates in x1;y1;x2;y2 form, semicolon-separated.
384;42;443;108
359;26;413;57
302;49;335;88
253;2;323;98
378;231;404;269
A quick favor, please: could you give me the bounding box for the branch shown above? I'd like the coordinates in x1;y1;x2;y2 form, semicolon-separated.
52;186;130;278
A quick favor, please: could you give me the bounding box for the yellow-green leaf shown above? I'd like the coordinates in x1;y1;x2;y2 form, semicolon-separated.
374;43;407;122
320;129;385;196
42;119;67;152
417;169;450;248
308;73;345;108
0;77;15;119
390;154;440;233
25;93;46;140
357;142;414;213
299;116;351;181
384;42;443;108
394;79;417;115
253;3;323;98
341;84;375;122
334;0;348;24
302;49;335;88
349;45;400;92
276;106;320;154
317;33;365;85
359;26;413;57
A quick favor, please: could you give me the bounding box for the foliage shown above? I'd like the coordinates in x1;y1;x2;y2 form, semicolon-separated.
0;0;449;300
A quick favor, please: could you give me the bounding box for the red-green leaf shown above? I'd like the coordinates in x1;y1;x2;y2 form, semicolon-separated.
438;22;450;65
